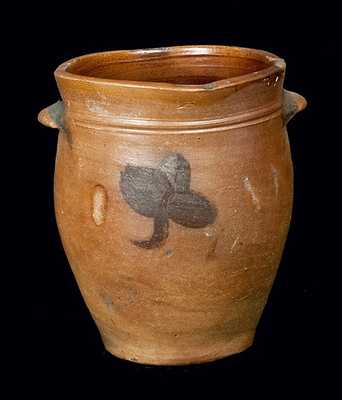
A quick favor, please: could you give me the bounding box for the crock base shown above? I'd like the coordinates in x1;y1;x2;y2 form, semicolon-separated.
103;333;254;366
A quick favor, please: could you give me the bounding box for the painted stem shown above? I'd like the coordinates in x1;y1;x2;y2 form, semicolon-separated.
133;209;169;249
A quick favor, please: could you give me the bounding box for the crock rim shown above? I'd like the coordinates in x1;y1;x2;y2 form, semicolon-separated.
54;45;286;92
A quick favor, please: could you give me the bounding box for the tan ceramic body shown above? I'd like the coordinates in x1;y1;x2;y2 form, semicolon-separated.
40;46;306;365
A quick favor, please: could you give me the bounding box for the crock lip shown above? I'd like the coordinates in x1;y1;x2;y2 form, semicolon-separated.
54;45;286;92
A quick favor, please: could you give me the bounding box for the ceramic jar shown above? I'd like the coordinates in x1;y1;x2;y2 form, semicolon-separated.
39;46;306;365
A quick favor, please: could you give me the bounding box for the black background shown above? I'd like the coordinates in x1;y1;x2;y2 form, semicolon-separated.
22;2;337;395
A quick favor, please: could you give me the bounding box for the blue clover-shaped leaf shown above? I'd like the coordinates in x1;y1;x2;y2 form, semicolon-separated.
120;153;217;249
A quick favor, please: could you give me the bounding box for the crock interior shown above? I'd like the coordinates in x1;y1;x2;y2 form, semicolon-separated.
66;48;273;85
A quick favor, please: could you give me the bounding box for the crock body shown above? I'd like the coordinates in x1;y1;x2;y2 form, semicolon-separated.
40;46;306;365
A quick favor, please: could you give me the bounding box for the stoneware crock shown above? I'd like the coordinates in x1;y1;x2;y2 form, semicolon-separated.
39;45;307;365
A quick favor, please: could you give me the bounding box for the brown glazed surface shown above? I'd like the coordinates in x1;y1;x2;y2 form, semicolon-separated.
39;46;306;365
